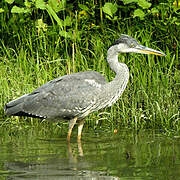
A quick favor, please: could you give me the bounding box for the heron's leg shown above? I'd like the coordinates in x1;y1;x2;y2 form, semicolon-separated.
67;117;77;142
77;119;85;141
77;138;83;156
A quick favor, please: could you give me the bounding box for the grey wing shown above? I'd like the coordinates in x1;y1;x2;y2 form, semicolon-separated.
20;71;106;120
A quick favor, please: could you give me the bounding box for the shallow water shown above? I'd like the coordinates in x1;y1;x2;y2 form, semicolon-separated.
0;126;180;179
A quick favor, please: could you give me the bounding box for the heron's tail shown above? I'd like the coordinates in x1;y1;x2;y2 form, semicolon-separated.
4;94;28;116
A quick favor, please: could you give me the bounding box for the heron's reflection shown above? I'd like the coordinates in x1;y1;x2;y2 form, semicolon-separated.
4;138;120;179
68;139;83;158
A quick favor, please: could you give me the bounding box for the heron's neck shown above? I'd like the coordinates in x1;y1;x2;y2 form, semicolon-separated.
95;48;129;109
107;48;129;78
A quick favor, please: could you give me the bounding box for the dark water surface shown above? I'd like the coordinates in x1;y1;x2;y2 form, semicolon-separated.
0;127;180;179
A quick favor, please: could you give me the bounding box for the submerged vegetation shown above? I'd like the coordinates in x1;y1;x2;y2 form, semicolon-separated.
0;0;179;136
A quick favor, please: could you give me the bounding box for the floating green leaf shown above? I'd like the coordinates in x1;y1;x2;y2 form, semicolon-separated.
102;3;118;18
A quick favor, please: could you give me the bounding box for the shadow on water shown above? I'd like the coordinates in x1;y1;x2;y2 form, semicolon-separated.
0;124;180;179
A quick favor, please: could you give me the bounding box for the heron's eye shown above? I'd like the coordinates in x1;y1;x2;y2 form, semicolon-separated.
130;43;135;48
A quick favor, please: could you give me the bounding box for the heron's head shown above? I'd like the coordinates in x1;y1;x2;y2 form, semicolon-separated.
111;34;166;56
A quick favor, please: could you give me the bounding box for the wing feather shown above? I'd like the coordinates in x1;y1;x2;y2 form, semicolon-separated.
21;71;106;120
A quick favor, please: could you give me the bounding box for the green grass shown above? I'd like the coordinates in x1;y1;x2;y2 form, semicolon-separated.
0;10;179;136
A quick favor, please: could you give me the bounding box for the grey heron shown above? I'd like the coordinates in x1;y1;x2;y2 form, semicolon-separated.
4;34;166;141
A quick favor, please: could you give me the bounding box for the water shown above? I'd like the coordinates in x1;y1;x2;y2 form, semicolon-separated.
0;126;180;179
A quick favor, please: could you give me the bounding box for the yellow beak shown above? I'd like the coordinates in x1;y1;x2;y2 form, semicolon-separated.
136;45;166;56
